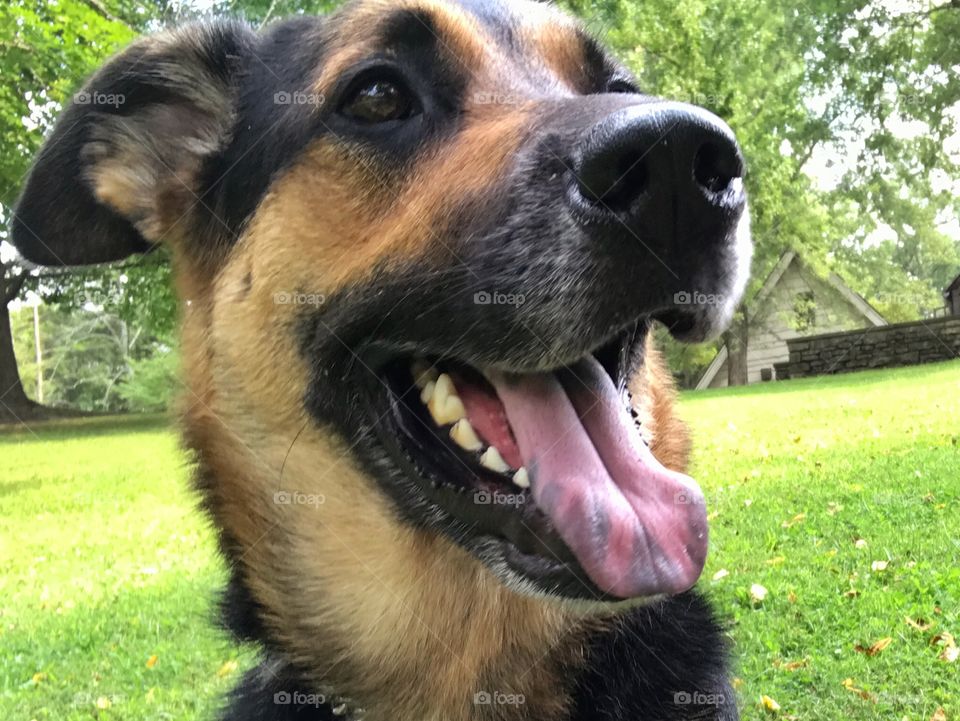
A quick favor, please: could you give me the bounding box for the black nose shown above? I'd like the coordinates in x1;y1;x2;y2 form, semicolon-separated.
572;102;745;218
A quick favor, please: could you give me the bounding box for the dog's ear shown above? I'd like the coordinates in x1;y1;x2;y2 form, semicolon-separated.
11;22;255;266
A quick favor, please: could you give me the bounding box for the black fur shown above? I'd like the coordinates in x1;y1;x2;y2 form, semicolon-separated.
568;593;737;721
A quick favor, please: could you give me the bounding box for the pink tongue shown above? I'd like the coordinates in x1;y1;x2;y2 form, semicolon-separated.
487;357;708;599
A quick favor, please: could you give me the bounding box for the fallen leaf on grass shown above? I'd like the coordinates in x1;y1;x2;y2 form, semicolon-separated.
30;672;46;685
95;697;112;710
217;660;239;677
766;556;786;566
712;569;730;581
905;616;932;632
760;694;781;712
750;584;768;603
854;637;892;656
781;513;806;528
787;591;798;604
854;538;868;549
871;560;888;572
931;632;956;652
940;645;959;663
931;707;947;721
773;658;808;671
841;678;876;702
844;588;860;598
146;654;158;669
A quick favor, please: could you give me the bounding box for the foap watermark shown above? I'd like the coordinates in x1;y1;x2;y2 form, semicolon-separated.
74;90;125;107
274;90;326;106
474;91;521;106
473;690;526;706
73;692;126;707
274;291;326;307
673;290;725;307
673;691;726;707
474;489;526;507
674;490;695;505
473;290;525;307
273;691;327;708
874;291;928;306
273;490;326;508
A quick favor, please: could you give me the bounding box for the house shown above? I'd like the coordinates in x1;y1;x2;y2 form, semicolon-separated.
696;251;886;389
945;273;960;317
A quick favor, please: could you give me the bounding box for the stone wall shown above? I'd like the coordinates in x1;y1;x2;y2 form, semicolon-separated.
783;316;960;379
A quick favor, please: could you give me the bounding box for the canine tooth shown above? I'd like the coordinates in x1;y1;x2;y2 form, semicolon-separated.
512;467;530;489
450;419;483;451
428;373;466;425
420;380;436;405
411;359;438;389
480;446;511;473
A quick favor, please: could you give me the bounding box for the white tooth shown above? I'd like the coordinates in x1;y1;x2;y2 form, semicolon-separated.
411;359;438;389
441;396;467;425
480;446;511;473
450;419;483;451
512;467;530;489
420;380;436;405
428;373;466;425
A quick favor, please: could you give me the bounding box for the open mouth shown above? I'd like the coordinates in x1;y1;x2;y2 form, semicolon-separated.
367;319;708;601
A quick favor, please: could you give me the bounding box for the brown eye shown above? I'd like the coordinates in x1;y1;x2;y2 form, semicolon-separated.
607;79;639;95
341;79;417;123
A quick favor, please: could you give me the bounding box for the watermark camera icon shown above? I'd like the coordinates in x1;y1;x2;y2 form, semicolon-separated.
473;691;492;705
274;691;292;705
473;290;525;306
674;291;692;305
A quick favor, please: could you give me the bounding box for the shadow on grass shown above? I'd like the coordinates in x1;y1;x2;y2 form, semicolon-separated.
0;412;173;441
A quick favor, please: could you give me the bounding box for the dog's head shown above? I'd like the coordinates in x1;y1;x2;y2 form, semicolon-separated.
13;0;749;703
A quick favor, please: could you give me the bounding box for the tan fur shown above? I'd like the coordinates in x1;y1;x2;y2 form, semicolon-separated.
317;0;489;95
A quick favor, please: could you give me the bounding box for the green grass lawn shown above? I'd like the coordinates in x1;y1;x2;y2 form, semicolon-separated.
1;361;958;720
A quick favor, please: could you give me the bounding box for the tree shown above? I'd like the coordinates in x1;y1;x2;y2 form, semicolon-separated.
0;261;31;418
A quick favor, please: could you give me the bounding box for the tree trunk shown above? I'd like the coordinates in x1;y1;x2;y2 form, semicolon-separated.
726;313;749;386
0;266;35;421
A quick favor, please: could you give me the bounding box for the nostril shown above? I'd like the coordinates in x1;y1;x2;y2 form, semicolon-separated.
615;155;649;200
693;141;741;194
579;152;648;208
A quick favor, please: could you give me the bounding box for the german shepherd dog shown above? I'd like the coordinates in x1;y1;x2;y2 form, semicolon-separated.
12;0;751;718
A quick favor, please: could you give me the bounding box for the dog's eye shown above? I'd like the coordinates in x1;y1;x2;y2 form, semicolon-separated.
340;79;417;123
607;79;639;95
